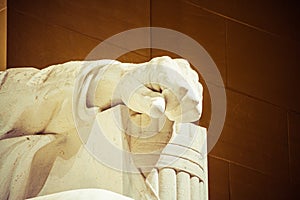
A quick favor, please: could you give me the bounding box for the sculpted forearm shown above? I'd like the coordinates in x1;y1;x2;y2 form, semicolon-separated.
0;57;203;139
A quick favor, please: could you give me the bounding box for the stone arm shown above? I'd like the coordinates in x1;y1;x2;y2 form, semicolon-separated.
0;61;83;138
0;56;205;200
0;56;202;138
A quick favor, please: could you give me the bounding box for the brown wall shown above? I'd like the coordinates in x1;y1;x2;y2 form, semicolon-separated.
7;0;300;199
0;0;6;70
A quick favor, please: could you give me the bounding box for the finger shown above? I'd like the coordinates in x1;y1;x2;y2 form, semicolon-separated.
162;88;184;121
174;58;199;82
146;57;202;122
115;74;166;118
163;88;202;122
117;56;203;122
127;86;166;118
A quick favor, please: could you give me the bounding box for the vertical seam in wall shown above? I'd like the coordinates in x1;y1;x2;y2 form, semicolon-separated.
0;7;7;70
287;111;292;183
149;0;153;59
5;6;6;69
224;20;228;88
228;161;232;200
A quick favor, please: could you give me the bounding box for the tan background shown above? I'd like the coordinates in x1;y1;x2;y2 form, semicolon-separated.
6;0;300;199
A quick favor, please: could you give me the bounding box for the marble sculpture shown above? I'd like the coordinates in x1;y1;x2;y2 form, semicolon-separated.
0;56;208;200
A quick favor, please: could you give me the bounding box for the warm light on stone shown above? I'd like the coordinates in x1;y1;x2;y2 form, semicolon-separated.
0;56;208;200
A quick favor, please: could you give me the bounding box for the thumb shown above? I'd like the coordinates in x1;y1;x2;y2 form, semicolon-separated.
114;74;165;118
127;86;165;118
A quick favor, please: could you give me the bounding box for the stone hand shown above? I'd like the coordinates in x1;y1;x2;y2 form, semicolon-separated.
95;56;203;123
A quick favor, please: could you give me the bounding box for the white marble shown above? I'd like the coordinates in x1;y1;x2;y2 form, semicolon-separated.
0;56;207;200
